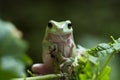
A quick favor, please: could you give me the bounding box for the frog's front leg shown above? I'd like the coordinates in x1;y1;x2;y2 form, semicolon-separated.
48;44;58;58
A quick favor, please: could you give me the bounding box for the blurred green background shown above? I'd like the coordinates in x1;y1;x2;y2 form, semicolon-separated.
0;0;120;80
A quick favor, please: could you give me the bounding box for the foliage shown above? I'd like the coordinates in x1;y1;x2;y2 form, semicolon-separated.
0;20;32;80
72;36;120;80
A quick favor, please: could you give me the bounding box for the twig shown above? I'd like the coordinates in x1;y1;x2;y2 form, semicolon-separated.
12;73;67;80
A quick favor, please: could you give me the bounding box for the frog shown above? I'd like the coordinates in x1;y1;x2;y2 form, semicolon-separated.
32;20;78;75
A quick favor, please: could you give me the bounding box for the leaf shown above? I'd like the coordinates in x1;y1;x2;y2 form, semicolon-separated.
88;55;98;64
0;21;27;56
87;38;120;57
20;54;32;65
0;19;31;80
99;66;111;80
0;56;25;77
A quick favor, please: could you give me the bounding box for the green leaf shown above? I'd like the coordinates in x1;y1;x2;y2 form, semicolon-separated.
88;38;120;57
99;66;111;80
20;54;32;65
0;19;31;79
0;56;25;77
0;20;27;57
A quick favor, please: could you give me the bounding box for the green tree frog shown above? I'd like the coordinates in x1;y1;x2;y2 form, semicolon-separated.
32;20;81;75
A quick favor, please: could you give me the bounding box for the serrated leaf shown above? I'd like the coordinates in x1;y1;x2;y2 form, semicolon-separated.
88;37;120;57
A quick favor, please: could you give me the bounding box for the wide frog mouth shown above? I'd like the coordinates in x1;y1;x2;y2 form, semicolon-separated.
47;33;72;43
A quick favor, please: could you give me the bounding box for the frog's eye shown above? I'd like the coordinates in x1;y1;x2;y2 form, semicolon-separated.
48;22;53;28
67;23;72;29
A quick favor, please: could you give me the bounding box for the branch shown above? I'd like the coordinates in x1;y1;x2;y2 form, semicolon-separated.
12;73;67;80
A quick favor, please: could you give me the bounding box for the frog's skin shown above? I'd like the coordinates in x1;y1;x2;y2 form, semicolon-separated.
32;20;78;75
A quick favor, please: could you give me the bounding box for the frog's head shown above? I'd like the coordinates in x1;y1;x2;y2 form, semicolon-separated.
46;20;73;34
45;20;73;42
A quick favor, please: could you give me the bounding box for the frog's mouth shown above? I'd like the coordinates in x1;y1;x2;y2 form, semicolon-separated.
47;33;72;43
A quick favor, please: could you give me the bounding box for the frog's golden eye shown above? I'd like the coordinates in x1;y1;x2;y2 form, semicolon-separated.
48;22;52;28
67;23;72;29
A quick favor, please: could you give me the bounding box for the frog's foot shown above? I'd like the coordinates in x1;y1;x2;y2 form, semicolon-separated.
32;64;54;75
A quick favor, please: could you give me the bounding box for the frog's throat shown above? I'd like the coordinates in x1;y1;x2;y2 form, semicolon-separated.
46;33;73;43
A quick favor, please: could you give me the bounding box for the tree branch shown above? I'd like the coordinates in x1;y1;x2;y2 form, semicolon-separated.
12;73;67;80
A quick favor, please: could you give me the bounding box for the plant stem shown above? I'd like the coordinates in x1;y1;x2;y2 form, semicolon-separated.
95;50;115;80
12;73;66;80
110;36;117;43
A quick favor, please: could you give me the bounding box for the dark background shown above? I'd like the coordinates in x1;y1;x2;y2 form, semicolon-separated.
0;0;120;80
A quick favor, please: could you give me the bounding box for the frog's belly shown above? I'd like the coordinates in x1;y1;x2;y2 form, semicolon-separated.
57;43;72;58
64;45;71;57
